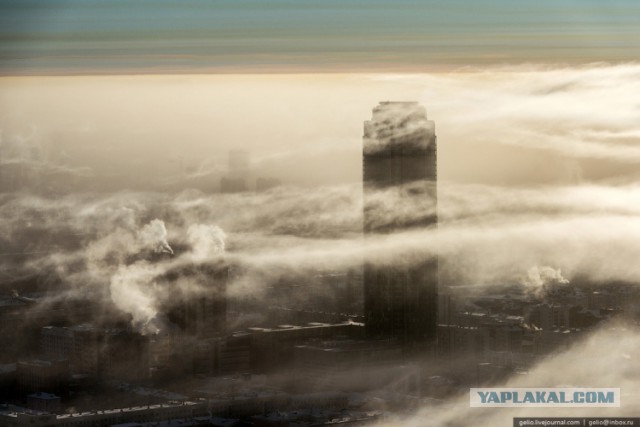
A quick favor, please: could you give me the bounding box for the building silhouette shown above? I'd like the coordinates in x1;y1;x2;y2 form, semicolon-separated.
256;177;281;192
220;149;249;192
362;102;438;351
161;261;228;338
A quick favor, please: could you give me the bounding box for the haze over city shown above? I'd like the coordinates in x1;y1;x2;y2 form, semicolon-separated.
1;1;640;426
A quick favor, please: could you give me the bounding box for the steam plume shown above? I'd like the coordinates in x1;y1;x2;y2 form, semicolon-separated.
187;224;226;261
139;219;173;254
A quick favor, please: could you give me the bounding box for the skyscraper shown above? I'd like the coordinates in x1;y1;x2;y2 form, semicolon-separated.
363;102;438;351
220;149;249;192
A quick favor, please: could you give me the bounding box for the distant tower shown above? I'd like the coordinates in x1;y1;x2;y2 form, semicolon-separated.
228;149;250;177
221;149;249;192
256;177;281;192
363;102;438;350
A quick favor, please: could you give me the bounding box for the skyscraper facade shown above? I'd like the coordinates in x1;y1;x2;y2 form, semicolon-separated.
220;149;250;193
363;102;438;350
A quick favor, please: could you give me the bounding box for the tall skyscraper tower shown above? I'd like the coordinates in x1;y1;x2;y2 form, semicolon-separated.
363;102;438;350
220;149;249;193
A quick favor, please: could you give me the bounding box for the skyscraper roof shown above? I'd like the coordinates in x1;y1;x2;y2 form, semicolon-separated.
364;102;435;156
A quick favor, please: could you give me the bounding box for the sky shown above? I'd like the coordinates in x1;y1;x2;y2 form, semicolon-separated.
1;0;639;74
2;66;640;190
1;1;639;187
1;1;637;189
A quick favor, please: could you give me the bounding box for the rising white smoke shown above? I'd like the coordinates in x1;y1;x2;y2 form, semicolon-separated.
105;219;228;333
187;224;226;261
109;262;163;335
107;219;176;333
521;266;570;298
139;218;173;254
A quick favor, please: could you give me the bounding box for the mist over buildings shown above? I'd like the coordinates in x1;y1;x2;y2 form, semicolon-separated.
1;64;640;424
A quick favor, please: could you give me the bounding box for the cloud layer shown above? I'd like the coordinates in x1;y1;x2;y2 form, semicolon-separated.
382;322;640;426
